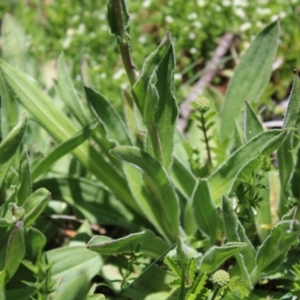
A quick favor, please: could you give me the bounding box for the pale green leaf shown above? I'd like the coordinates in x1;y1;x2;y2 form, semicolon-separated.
219;20;279;141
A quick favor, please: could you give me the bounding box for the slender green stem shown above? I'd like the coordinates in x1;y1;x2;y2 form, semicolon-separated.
200;112;212;169
111;0;137;86
119;243;176;295
211;286;220;300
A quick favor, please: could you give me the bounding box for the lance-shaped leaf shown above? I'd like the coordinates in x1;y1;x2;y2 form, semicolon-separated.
277;133;294;216
57;52;88;126
209;129;286;204
85;87;131;146
122;164;168;240
0;115;27;189
192;179;220;247
200;242;248;273
32;118;99;180
132;34;178;170
222;196;256;278
283;70;300;129
111;146;180;242
1;221;25;284
244;101;264;142
17;151;31;206
0;59;134;210
21;188;50;228
171;157;196;200
251;219;299;283
219;20;279;142
87;230;168;258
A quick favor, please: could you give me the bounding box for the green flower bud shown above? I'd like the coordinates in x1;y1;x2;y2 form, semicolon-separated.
195;96;210;112
11;205;25;222
212;270;230;287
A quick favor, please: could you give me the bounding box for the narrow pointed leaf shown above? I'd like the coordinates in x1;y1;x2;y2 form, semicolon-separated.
251;220;299;283
57;52;88;126
244;101;264;142
122;164;168;240
219;20;279;141
0;59;135;210
0;115;27;189
283;71;300;129
111;146;179;242
21;188;50;228
32;118;99;180
209;129;286;204
87;230;168;258
222;196;256;277
192;179;219;246
200;242;248;273
85;87;131;146
4;221;25;283
277;133;294;216
132;34;178;170
17;151;31;205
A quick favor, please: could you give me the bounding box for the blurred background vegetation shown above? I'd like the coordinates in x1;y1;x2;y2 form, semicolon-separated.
1;0;299;114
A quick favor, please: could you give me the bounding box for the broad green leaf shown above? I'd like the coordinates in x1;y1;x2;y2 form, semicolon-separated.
219;20;279;141
251;220;299;283
209;130;286;204
21;188;50;228
53;272;89;300
0;115;27;189
192;179;220;247
17;151;31;206
283;71;300;129
244;101;264;142
32;118;99;180
33;177;142;231
111;146;180;242
57;52;88;126
47;246;103;292
87;230;168;258
85;87;131;146
3;221;25;283
132;34;178;170
222;196;256;278
200;242;248;273
0;59;135;210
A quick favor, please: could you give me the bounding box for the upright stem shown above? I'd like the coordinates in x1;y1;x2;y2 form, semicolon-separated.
200;112;212;169
111;0;137;86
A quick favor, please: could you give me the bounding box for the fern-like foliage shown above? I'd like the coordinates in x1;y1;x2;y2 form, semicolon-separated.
190;97;217;176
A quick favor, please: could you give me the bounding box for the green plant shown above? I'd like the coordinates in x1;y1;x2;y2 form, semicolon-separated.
0;0;300;298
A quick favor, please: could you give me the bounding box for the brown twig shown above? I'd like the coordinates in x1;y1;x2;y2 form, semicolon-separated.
177;33;236;133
